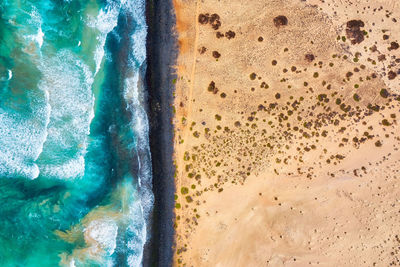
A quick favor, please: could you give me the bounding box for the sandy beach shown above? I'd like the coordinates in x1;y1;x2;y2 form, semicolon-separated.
171;0;400;266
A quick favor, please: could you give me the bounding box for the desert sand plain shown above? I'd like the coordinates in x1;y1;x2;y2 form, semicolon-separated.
171;0;400;266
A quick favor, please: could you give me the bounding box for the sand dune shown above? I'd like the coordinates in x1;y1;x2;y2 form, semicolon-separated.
172;0;400;266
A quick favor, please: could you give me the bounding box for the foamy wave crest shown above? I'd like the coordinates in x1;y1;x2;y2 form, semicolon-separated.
127;191;147;267
0;91;51;179
123;55;153;267
114;177;148;267
39;156;86;179
122;1;153;265
37;50;94;179
24;6;44;49
123;0;153;218
86;1;121;74
85;219;119;257
0;4;51;180
7;70;12;80
125;0;147;67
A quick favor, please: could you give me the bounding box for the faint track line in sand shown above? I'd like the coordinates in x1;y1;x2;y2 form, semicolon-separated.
176;0;200;190
174;1;200;257
185;0;200;135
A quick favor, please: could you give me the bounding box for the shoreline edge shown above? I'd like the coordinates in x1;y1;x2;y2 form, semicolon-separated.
143;0;178;266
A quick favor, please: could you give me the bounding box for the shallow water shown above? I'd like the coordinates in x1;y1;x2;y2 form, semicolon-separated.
0;0;152;266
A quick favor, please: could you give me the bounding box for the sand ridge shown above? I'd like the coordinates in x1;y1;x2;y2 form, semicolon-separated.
172;0;400;266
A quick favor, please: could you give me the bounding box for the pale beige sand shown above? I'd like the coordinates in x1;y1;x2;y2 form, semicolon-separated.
172;0;400;266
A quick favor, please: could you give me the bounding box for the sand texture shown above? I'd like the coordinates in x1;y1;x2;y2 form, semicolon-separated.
172;0;400;266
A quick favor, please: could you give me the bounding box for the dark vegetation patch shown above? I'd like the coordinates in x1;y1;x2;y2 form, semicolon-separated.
198;13;221;30
305;53;315;62
199;46;207;54
181;187;189;195
273;15;288;27
345;20;365;44
388;71;397;80
380;88;389;98
225;30;236;39
198;14;209;24
207;81;218;94
378;55;386;62
389;41;399;50
353;93;361;102
178;9;400;262
210;14;221;30
212;51;221;58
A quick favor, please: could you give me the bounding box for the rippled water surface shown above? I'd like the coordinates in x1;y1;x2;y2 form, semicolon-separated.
0;0;152;266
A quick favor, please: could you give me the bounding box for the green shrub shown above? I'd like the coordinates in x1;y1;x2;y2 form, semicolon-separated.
183;152;190;161
382;119;391;126
181;187;189;195
380;88;389;98
353;93;360;102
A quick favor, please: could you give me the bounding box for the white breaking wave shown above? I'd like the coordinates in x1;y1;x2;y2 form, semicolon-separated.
124;73;154;267
85;219;119;256
37;50;95;179
0;93;51;179
86;0;147;75
86;1;121;74
39;156;86;179
126;0;147;67
122;1;154;266
1;1;154;266
127;189;147;267
35;27;44;48
25;6;44;49
0;69;13;81
0;6;50;179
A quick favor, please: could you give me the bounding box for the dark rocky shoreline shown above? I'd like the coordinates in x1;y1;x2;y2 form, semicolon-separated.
143;0;177;266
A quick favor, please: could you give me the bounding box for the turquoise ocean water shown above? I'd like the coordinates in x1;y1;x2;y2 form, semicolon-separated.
0;0;153;266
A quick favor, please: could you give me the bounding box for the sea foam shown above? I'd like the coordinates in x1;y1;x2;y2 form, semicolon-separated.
0;92;50;179
122;1;154;265
7;70;12;80
85;219;119;256
0;4;51;180
37;50;94;179
25;7;44;49
87;1;121;74
0;0;153;266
